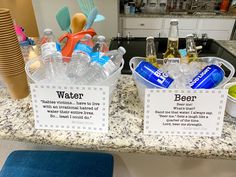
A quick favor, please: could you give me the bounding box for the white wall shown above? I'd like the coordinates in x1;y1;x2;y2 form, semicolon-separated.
32;0;118;39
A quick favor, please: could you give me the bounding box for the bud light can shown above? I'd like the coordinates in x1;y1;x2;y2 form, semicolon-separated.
189;64;224;89
135;61;174;88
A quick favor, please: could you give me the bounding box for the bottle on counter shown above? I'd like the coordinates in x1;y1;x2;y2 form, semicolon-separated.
77;46;126;85
91;35;109;62
163;19;181;62
185;34;198;63
40;28;62;81
145;36;159;67
92;35;109;53
65;35;93;80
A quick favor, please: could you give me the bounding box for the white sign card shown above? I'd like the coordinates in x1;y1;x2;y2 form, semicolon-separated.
144;89;227;137
30;84;109;133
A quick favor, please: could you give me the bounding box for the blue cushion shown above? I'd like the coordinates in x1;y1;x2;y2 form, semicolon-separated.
0;150;113;177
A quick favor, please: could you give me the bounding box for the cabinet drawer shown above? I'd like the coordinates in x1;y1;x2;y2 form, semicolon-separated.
198;19;235;31
123;29;162;37
164;18;198;30
123;18;163;29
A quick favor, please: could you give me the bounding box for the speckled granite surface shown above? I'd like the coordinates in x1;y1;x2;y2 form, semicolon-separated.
120;13;236;19
1;75;236;160
216;40;236;57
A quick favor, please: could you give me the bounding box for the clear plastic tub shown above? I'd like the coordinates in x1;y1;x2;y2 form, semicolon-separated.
25;56;124;102
129;57;235;103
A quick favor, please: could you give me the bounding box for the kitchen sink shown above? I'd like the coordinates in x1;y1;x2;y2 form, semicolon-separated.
109;37;236;76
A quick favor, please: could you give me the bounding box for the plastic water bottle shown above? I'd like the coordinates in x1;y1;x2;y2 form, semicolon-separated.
78;46;126;85
65;34;95;81
91;35;109;62
135;61;174;88
92;35;109;53
40;28;62;81
81;34;94;48
189;64;225;89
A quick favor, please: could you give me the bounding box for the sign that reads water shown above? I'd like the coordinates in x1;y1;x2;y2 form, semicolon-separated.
144;89;227;137
30;84;109;133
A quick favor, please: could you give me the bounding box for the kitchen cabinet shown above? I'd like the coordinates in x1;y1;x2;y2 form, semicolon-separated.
122;17;163;37
121;17;235;40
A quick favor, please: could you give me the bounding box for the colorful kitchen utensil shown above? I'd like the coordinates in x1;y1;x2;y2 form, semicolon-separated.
58;28;96;58
76;0;105;22
84;7;98;30
56;6;71;33
71;13;87;34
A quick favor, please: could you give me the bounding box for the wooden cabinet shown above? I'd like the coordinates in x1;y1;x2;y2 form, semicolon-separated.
121;17;235;40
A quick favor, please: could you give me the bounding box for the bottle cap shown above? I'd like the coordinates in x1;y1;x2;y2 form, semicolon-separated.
84;34;92;39
146;36;154;40
170;19;178;25
118;46;126;55
186;34;194;38
97;35;106;41
43;28;53;35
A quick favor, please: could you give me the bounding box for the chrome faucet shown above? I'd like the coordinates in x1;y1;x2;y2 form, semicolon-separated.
201;33;208;46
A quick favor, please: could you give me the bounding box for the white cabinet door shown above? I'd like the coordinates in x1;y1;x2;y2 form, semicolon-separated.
197;19;235;40
123;18;163;29
198;19;235;31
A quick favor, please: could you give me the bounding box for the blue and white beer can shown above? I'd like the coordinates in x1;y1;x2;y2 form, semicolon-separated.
135;61;174;88
189;64;225;89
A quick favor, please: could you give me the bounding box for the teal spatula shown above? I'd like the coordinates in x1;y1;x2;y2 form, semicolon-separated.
84;7;98;30
76;0;105;22
56;6;71;33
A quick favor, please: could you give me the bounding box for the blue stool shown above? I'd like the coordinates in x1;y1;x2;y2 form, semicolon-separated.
0;150;114;177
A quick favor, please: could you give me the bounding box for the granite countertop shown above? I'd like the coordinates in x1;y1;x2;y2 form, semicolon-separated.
216;40;236;57
0;74;236;160
1;41;236;160
120;13;236;19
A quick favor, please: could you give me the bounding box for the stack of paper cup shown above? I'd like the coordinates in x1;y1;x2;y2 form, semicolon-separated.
0;8;29;99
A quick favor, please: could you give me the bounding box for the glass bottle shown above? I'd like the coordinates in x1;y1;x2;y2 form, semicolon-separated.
146;36;158;67
185;34;198;63
163;19;181;62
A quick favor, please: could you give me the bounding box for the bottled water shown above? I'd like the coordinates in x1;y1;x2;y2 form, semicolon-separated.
66;34;94;80
91;35;109;62
92;35;109;53
77;46;126;85
40;28;63;81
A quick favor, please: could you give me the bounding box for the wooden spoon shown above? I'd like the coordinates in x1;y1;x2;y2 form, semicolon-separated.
71;13;87;34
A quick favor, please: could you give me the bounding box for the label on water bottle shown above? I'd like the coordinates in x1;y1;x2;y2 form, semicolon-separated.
75;43;92;55
90;52;109;66
90;52;100;62
103;60;117;75
41;42;58;58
